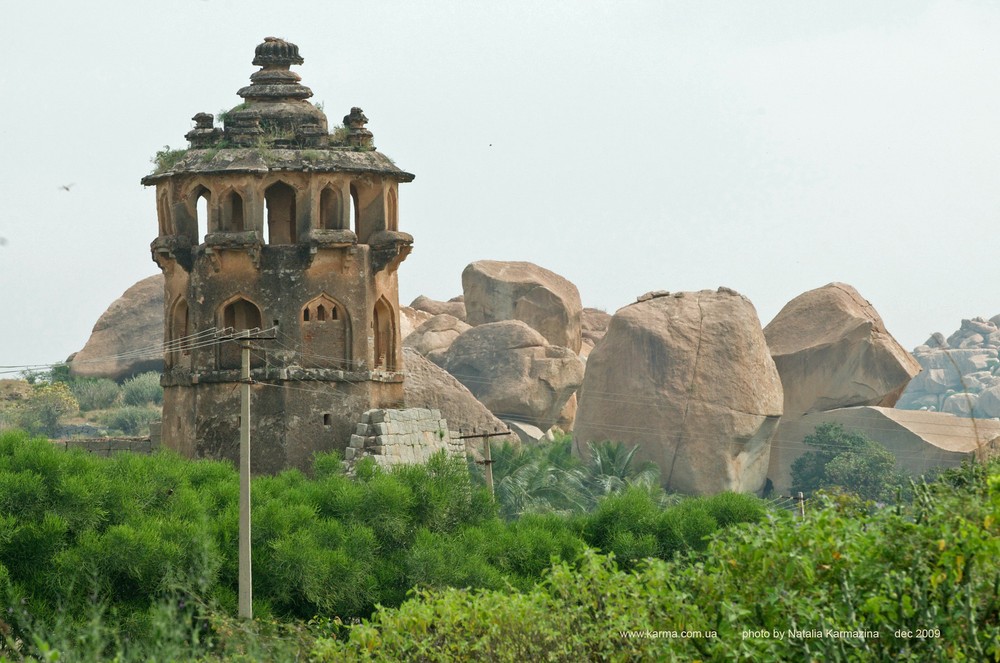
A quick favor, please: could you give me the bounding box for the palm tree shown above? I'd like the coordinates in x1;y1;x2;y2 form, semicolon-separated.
585;440;660;497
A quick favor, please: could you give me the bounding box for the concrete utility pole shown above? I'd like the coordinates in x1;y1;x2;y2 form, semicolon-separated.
239;337;252;620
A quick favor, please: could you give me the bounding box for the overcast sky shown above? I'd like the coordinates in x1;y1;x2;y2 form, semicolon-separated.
2;0;999;369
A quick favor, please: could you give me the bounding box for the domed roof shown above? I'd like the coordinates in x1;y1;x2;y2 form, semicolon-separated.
142;38;414;184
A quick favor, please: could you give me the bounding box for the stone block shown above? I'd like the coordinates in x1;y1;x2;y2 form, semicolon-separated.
374;422;389;435
345;447;357;461
355;424;369;436
369;410;388;424
349;434;366;449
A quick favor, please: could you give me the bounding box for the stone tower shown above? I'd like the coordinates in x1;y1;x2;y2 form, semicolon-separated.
142;38;414;473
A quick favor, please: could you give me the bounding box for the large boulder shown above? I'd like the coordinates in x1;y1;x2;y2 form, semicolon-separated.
402;347;511;438
441;320;584;431
580;308;612;358
400;306;434;340
403;314;471;365
763;283;921;417
763;283;921;494
462;261;583;353
69;275;165;381
574;288;783;495
409;295;466;320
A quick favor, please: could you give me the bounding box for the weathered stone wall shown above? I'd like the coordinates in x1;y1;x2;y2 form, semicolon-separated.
346;408;462;467
51;436;158;456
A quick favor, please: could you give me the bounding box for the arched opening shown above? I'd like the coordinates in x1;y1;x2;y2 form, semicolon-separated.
301;294;350;369
157;192;172;235
349;184;359;236
194;187;210;244
372;297;395;371
168;298;189;369
228;191;245;232
265;181;296;244
319;186;344;230
218;297;264;370
387;187;398;231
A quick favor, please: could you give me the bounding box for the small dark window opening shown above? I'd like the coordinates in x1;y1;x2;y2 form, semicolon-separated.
229;191;245;231
317;305;326;321
323;413;331;426
265;181;297;244
330;306;338;320
320;187;343;230
303;308;310;322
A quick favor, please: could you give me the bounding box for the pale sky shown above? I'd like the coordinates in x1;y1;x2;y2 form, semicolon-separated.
2;0;999;369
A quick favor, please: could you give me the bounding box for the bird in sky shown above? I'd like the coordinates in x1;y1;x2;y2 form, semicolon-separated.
59;183;75;192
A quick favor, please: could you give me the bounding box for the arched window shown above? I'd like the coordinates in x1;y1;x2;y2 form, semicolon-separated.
349;184;360;236
218;297;264;370
193;186;210;244
168;298;189;369
319;186;344;230
301;295;350;369
372;297;395;370
265;181;296;244
228;191;245;232
387;187;398;231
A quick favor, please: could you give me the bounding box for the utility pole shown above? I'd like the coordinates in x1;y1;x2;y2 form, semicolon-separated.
238;337;252;620
215;327;273;622
456;429;512;499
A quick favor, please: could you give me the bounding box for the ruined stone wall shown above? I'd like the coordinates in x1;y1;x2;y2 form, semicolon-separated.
347;408;462;467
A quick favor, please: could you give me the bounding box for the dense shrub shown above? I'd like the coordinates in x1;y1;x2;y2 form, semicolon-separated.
14;381;79;436
70;377;121;411
0;430;774;660
122;371;164;406
99;404;161;435
317;461;1000;662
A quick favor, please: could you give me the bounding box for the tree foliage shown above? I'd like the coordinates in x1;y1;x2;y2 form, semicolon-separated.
791;422;906;501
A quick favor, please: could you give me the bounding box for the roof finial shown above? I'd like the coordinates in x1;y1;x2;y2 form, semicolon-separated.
238;37;312;101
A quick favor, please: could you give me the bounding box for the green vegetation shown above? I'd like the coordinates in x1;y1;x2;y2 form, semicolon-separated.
151;145;188;174
792;422;908;501
316;460;1000;662
0;431;769;660
69;377;121;411
330;124;350;145
98;404;161;435
121;371;163;407
0;419;994;660
2;382;78;437
486;436;662;518
216;103;249;125
1;371;162;438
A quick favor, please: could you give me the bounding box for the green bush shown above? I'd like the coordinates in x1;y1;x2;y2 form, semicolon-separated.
71;377;121;411
316;460;1000;662
15;381;79;436
0;430;778;659
122;371;164;406
99;404;161;435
